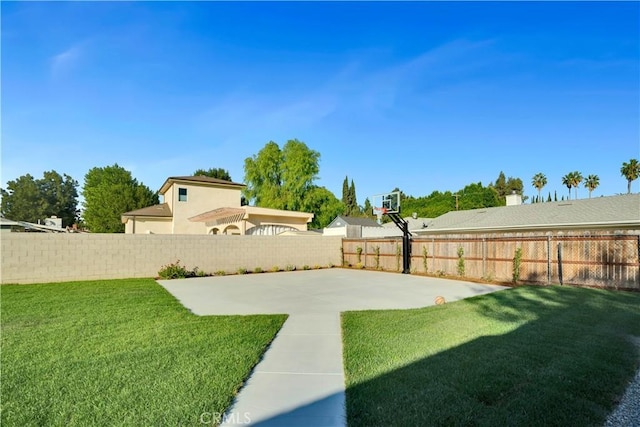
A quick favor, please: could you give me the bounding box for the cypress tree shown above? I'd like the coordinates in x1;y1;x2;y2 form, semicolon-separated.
342;176;349;206
349;180;357;215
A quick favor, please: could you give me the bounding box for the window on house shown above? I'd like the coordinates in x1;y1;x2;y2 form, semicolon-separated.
178;188;187;202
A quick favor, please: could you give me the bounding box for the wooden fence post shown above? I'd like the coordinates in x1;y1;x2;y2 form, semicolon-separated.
557;242;563;285
482;237;487;278
547;236;552;285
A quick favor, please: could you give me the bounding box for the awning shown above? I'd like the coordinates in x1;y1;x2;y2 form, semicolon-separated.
188;207;246;226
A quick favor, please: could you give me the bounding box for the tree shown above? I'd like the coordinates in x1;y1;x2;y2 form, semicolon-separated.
300;186;344;229
244;141;284;208
342;176;349;206
82;164;159;233
349;180;358;215
362;198;373;219
492;171;507;200
1;171;79;226
584;174;600;198
531;173;547;203
490;171;526;204
620;158;640;194
341;176;358;216
1;174;46;224
244;139;320;212
458;182;501;211
193;168;232;181
569;171;583;199
561;174;573;200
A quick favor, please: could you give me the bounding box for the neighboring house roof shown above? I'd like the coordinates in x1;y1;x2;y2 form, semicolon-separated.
158;176;246;194
1;217;22;227
189;206;314;226
1;217;68;232
382;216;433;232
326;215;382;228
414;194;640;234
121;203;172;219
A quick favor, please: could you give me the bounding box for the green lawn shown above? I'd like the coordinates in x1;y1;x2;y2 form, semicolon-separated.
343;285;640;426
1;279;286;426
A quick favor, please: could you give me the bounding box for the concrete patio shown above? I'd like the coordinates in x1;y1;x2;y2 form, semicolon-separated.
158;269;509;426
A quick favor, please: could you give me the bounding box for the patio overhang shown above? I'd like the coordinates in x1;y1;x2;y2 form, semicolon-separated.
189;207;246;226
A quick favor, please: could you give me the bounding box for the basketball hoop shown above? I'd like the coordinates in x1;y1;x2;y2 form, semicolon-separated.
373;206;387;225
373;207;388;215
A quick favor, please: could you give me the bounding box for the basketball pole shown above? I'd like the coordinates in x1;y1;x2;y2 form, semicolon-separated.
386;212;411;274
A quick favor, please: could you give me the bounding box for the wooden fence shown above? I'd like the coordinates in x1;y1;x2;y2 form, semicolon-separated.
343;231;640;290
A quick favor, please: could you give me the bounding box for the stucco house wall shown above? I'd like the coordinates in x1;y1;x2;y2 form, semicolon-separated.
124;218;172;234
168;182;241;234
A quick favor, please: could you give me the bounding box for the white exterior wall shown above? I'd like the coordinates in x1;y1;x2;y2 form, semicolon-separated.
323;226;402;238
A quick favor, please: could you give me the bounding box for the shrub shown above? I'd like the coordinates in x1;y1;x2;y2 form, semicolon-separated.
285;264;296;272
355;263;365;269
356;246;363;264
270;266;280;272
457;247;465;276
303;265;311;270
237;267;248;275
313;264;321;270
254;267;263;274
214;270;226;276
422;246;429;273
512;247;523;283
374;246;381;270
158;260;194;279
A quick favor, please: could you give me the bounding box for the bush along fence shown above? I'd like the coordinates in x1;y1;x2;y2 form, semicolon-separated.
342;231;640;291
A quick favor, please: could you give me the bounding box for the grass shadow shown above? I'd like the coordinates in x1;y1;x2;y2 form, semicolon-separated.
343;286;640;426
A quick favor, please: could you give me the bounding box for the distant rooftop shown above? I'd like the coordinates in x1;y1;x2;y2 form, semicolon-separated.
159;176;245;194
326;215;382;228
414;194;640;234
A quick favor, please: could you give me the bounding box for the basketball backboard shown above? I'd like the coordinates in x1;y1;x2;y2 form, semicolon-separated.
372;191;400;216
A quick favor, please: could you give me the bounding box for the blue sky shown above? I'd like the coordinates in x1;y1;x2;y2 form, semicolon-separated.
2;1;639;208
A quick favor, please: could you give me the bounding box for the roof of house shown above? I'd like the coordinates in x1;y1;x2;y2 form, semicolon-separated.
121;203;172;219
189;206;314;226
326;215;382;228
414;194;640;234
382;216;433;231
1;217;68;232
159;176;246;194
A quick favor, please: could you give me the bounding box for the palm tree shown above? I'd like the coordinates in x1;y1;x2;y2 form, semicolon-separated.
584;174;600;198
569;171;583;199
561;173;573;200
531;173;547;203
620;158;640;194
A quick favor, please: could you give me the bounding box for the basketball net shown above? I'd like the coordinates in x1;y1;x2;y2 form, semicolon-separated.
373;206;388;224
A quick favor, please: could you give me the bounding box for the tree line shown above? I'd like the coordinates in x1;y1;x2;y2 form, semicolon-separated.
1;139;638;232
531;159;639;203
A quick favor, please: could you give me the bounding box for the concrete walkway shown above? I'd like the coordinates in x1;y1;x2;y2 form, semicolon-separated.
158;269;509;426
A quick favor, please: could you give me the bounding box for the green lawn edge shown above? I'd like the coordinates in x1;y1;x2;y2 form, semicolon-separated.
1;278;286;426
342;285;640;426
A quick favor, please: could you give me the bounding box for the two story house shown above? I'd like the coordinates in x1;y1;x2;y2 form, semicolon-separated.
121;176;314;235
